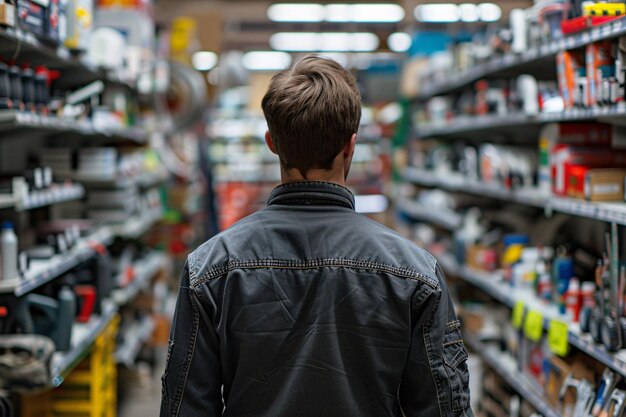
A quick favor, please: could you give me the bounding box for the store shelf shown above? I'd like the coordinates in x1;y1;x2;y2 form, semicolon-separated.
415;107;626;140
115;316;155;367
76;169;168;189
395;197;462;230
416;17;626;100
404;167;626;224
0;227;114;297
50;301;118;387
109;207;163;240
404;167;547;208
0;111;148;144
112;252;168;306
464;333;560;417
439;253;626;378
12;184;85;211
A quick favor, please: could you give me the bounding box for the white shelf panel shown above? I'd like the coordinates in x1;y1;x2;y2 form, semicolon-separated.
0;227;114;297
396;197;462;230
404;167;626;224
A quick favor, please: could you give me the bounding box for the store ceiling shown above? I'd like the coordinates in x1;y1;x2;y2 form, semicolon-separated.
155;0;533;52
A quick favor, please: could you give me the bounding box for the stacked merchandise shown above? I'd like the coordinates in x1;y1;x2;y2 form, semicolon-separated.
0;0;184;415
398;1;626;415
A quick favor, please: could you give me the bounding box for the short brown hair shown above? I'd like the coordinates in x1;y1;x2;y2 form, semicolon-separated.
261;55;362;175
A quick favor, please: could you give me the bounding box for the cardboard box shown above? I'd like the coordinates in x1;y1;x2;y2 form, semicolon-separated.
584;168;626;201
550;145;626;195
0;3;16;27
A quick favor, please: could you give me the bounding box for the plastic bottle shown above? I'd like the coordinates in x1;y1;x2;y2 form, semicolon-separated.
565;278;581;323
1;221;18;281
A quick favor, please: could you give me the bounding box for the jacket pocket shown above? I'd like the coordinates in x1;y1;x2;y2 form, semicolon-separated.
443;321;470;412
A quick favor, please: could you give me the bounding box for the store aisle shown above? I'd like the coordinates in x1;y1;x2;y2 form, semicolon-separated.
118;349;167;417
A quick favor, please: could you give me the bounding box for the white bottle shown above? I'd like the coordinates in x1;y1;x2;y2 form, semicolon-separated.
1;222;18;281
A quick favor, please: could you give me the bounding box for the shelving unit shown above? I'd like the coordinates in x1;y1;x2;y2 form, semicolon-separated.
0;227;113;297
112;252;168;306
0;111;147;144
403;167;626;224
415;17;626;100
437;253;626;378
395;196;461;230
415;107;626;140
115;315;155;367
0;183;85;211
464;333;561;417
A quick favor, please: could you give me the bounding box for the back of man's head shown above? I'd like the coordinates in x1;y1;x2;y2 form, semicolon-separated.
261;55;362;176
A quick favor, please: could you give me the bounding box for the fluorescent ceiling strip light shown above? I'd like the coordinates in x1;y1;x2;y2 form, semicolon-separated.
270;32;379;52
242;51;292;71
267;3;325;22
269;3;405;23
414;3;501;23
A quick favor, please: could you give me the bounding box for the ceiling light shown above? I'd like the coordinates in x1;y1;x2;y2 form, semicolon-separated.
388;32;412;52
192;51;218;71
479;3;502;22
459;4;480;22
349;4;405;23
267;3;325;22
270;32;379;52
242;51;292;71
415;3;461;22
318;53;349;67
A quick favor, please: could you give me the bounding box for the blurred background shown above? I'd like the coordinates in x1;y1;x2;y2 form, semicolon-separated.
6;1;626;417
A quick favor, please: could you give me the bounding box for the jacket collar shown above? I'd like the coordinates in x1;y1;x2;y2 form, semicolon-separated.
268;181;355;210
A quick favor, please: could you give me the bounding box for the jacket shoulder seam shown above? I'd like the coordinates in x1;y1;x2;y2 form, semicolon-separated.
190;258;439;289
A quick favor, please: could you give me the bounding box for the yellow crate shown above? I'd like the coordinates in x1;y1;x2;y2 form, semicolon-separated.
51;316;119;417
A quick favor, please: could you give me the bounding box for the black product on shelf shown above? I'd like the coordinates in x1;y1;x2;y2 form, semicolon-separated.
34;66;49;112
27;287;75;351
17;0;46;36
0;63;11;110
8;64;23;110
21;67;35;112
45;0;59;42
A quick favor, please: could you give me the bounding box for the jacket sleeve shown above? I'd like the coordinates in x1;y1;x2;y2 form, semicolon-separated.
160;262;223;417
399;264;474;417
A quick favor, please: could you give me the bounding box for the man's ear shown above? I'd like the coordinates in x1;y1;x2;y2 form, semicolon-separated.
344;133;357;158
265;131;278;155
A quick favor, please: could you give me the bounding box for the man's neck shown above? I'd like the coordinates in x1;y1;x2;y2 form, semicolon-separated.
280;166;346;187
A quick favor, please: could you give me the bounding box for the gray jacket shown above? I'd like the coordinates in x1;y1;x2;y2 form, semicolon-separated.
160;181;473;417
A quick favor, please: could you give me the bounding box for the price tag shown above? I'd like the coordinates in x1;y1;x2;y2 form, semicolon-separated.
512;301;525;329
548;320;570;357
524;310;544;342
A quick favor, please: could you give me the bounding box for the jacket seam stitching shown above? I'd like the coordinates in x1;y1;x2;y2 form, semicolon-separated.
172;289;200;417
190;258;438;289
424;289;445;417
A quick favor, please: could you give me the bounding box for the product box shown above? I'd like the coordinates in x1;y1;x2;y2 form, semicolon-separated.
551;145;626;195
64;0;92;51
45;0;61;42
566;167;626;200
586;41;613;107
0;2;16;28
17;0;46;35
557;51;582;109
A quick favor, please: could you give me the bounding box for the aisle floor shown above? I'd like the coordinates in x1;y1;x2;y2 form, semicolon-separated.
118;348;166;417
